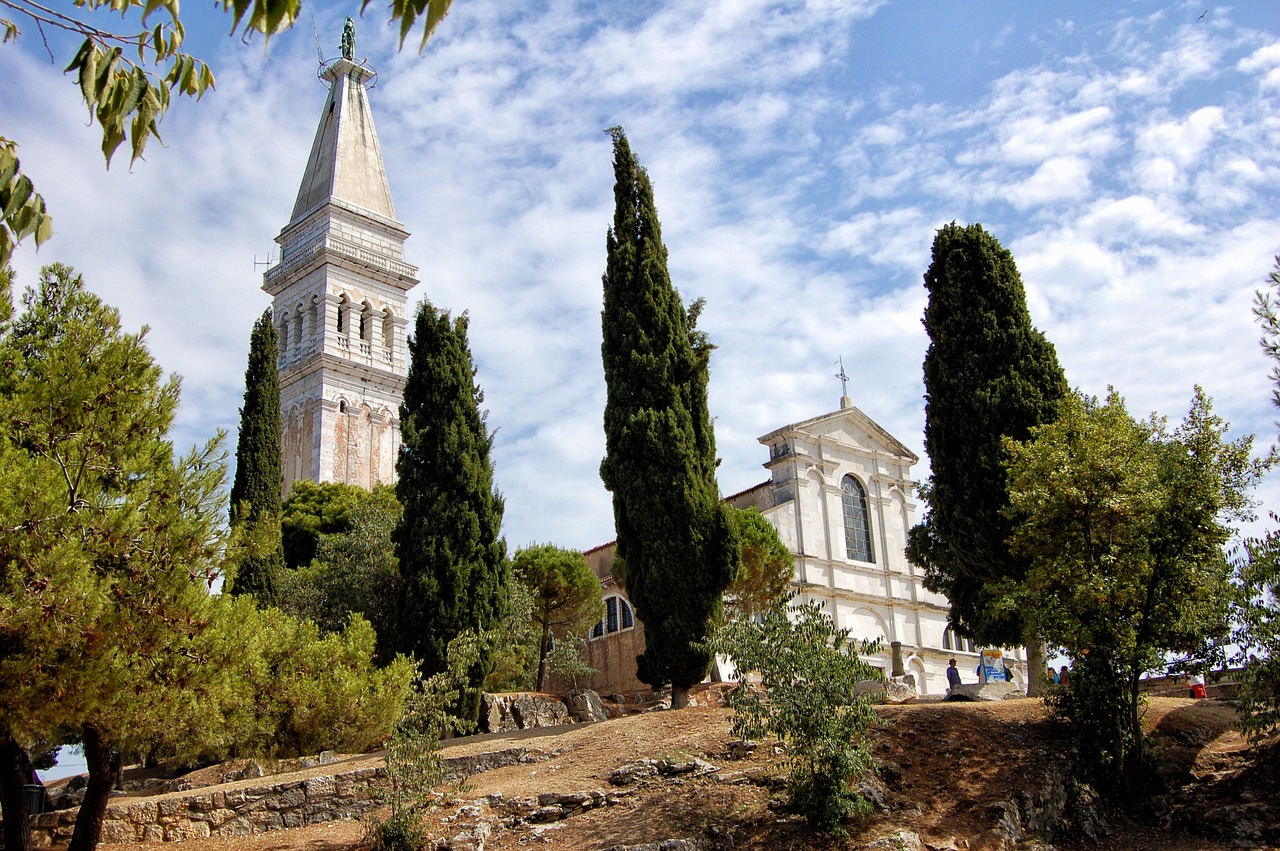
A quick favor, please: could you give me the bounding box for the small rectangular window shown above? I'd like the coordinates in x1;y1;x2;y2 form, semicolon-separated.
606;597;619;633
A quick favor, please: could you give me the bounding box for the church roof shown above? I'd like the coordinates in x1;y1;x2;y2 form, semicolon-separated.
289;59;398;225
758;401;919;463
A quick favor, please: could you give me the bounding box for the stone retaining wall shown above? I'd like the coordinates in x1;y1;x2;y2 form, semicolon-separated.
29;766;386;847
24;746;553;847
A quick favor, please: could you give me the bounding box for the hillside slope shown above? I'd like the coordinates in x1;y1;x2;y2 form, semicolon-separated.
66;696;1277;850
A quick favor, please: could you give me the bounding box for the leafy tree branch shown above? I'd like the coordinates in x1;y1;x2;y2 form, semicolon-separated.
0;0;453;265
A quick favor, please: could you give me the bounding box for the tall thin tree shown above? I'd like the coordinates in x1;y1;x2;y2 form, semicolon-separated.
394;302;508;717
906;222;1068;694
229;309;284;601
599;127;739;709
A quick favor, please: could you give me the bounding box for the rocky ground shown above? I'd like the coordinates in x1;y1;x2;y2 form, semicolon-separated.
39;695;1279;850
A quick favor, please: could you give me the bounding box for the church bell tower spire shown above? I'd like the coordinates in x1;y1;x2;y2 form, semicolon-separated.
263;22;419;495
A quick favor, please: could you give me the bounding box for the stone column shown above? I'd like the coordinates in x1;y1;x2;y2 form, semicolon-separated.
890;641;905;678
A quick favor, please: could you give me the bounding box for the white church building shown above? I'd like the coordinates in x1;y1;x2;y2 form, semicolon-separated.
736;396;1026;694
580;395;1027;697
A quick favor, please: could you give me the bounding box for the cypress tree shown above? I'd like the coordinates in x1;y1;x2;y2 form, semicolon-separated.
229;309;284;601
394;301;508;707
906;222;1068;688
599;128;738;709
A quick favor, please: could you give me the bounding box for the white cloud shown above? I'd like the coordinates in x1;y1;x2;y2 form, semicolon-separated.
1239;41;1280;90
2;0;1278;553
1004;156;1093;208
997;106;1117;166
1137;106;1224;166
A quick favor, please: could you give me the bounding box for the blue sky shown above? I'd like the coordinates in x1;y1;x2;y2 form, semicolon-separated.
3;0;1279;554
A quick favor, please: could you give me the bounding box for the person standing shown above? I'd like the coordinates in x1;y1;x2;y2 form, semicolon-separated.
947;658;962;691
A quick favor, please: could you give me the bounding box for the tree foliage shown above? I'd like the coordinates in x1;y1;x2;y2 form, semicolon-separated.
512;543;603;691
482;576;538;692
394;301;507;718
544;635;598;690
0;0;454;265
0;264;228;851
599;127;739;708
203;601;413;761
724;506;794;621
228;309;283;602
0;140;52;267
712;596;883;836
277;490;402;663
1004;387;1255;792
907;222;1069;652
0;265;415;851
131;597;413;767
281;481;396;568
1237;254;1280;740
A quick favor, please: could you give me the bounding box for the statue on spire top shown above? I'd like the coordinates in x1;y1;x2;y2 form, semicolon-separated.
341;17;356;60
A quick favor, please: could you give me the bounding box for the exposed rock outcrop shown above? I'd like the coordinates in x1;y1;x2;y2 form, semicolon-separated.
945;682;1025;702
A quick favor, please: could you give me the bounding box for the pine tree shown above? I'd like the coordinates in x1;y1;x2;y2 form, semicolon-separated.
512;543;604;691
599;128;739;709
228;310;283;601
0;264;229;851
394;302;508;714
906;222;1068;683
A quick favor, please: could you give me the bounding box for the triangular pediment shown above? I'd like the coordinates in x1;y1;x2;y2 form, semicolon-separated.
758;403;919;464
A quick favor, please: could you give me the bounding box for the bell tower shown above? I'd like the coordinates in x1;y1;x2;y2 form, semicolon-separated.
263;22;418;495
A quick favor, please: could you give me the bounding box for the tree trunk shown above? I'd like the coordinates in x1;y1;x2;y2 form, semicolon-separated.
68;724;119;851
1124;670;1146;795
0;732;35;851
1025;638;1048;697
671;684;689;710
536;622;550;692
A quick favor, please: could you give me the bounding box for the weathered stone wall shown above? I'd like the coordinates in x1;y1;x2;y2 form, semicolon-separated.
20;746;562;847
28;767;384;847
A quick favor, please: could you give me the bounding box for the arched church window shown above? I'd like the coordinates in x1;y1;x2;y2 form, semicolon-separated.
308;296;320;344
588;595;635;640
360;302;374;342
382;308;395;351
278;315;289;356
293;303;304;350
841;475;874;563
337;295;349;334
942;627;974;654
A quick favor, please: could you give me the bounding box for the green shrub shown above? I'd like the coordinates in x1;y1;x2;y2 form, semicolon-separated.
368;631;484;846
711;595;883;836
368;810;427;851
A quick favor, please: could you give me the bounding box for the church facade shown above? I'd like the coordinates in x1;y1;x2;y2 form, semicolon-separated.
570;397;1026;698
263;52;418;496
